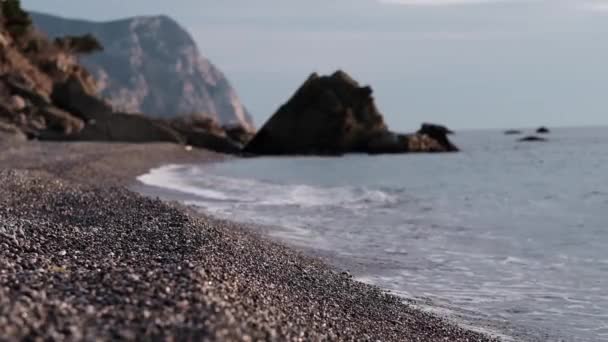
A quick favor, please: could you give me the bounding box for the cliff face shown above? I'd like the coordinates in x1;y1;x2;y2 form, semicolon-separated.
0;2;244;153
0;4;99;141
31;12;255;132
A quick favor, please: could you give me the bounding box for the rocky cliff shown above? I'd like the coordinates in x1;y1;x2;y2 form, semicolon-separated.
0;1;244;153
30;12;255;132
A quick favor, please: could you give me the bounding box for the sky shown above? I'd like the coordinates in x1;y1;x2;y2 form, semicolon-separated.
22;0;608;130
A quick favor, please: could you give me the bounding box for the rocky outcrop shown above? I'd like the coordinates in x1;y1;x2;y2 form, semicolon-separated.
536;126;550;134
31;12;255;132
418;123;458;152
0;4;243;154
0;120;27;143
518;135;547;142
0;5;94;140
244;71;458;155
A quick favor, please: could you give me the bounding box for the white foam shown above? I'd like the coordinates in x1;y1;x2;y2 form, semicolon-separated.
137;164;398;209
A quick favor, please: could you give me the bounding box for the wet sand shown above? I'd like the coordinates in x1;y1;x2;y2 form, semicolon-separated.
0;141;499;341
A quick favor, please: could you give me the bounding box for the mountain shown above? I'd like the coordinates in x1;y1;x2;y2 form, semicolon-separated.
0;2;243;153
30;12;255;132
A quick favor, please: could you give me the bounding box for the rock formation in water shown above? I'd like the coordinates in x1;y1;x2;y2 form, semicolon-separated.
244;71;458;155
30;11;255;133
518;135;548;142
536;126;550;134
504;129;522;135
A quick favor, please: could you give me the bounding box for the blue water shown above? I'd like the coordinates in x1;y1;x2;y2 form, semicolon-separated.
138;127;608;341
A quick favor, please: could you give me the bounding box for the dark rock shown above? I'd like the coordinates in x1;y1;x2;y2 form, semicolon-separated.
177;129;242;154
50;75;113;121
1;74;51;107
536;126;550;134
518;135;548;142
245;70;387;155
57;112;184;144
0;120;27;143
417;123;459;152
167;114;226;138
245;71;458;155
224;125;255;145
504;129;522;135
166;115;242;153
35;105;84;135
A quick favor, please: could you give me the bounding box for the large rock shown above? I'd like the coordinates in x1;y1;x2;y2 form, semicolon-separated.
57;112;184;144
50;75;113;121
35;105;84;135
245;71;458;155
0;120;27;143
245;71;388;155
418;123;459;152
31;12;255;132
166;114;242;153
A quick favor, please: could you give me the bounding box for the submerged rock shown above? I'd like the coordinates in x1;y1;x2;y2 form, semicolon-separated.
244;71;458;155
518;135;548;142
536;126;550;134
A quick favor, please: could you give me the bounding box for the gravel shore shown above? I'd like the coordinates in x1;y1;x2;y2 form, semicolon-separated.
0;141;499;341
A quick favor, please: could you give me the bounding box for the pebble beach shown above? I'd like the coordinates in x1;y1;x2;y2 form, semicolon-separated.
0;141;499;341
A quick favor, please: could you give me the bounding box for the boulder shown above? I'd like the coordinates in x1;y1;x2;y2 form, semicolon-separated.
50;75;113;121
536;126;550;134
164;114;244;153
405;133;446;153
67;112;184;144
224;124;255;145
245;71;459;155
245;71;416;155
0;120;27;143
518;135;547;142
9;95;26;111
175;129;242;154
167;114;226;138
1;74;51;107
417;123;458;152
36;105;84;135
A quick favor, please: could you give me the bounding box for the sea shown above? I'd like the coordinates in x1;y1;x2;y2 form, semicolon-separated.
137;127;608;342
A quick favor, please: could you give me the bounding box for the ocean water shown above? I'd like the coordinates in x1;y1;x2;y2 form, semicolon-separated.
138;127;608;341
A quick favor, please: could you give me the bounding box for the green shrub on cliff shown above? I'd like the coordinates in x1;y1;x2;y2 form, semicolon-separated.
54;34;103;54
1;0;32;37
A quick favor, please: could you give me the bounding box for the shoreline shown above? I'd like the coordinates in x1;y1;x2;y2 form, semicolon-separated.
0;141;499;341
134;163;523;342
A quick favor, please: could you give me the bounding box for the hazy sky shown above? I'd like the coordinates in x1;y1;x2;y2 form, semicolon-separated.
23;0;608;130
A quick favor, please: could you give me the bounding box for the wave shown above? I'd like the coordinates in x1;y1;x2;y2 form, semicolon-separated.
137;164;401;210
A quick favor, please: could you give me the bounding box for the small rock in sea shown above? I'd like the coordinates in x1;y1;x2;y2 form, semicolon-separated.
504;129;522;135
536;126;550;134
518;135;548;142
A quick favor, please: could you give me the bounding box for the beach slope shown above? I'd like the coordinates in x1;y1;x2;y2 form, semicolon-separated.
0;142;497;341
